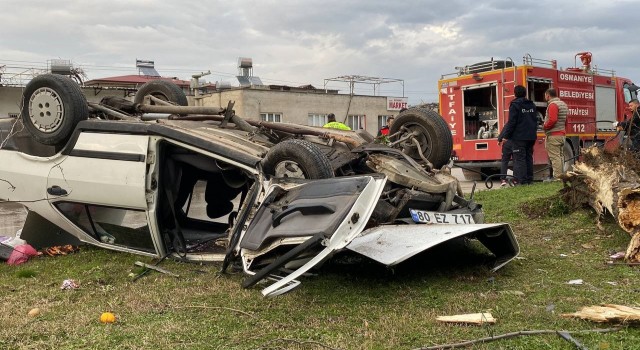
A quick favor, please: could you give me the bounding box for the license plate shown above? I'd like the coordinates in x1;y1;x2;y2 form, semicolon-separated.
409;209;475;225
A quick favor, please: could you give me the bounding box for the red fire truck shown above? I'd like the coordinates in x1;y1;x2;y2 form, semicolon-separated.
438;52;639;180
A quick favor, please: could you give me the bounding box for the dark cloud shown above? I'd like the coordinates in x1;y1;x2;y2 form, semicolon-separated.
0;0;637;103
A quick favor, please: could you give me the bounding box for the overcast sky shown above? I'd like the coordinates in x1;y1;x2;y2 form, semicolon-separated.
1;0;638;104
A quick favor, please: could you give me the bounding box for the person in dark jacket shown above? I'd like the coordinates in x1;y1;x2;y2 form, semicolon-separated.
497;85;538;184
615;99;640;152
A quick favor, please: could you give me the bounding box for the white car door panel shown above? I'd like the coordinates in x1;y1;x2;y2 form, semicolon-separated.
46;133;158;255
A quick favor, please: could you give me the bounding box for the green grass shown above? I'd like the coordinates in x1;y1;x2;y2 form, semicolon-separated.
1;182;640;349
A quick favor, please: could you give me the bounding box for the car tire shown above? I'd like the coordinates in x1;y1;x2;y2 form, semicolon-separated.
134;80;188;106
262;139;334;179
389;108;453;169
21;74;88;146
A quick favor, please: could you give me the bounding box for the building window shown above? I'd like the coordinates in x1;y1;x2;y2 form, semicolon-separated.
347;115;366;130
308;113;328;126
260;113;282;122
378;115;393;130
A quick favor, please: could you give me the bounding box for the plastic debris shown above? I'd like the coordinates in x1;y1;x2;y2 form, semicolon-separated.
567;279;584;285
60;279;79;290
609;251;625;260
7;244;38;265
2;236;26;248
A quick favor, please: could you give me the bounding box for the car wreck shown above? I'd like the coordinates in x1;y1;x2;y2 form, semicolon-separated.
0;74;519;296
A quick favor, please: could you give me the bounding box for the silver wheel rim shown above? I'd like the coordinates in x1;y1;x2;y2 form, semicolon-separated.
28;87;64;133
274;161;305;178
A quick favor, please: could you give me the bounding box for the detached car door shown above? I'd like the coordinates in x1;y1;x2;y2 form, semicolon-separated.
239;174;387;296
46;132;159;256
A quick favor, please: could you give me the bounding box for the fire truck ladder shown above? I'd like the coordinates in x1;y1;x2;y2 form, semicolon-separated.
501;57;517;118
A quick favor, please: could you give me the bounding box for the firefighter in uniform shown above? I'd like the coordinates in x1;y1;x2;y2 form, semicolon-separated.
543;88;568;180
615;99;640;152
323;113;351;130
497;85;538;184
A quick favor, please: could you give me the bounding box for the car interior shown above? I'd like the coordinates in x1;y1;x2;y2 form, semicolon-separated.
157;141;254;256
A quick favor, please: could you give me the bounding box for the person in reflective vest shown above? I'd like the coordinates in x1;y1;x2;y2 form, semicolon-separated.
323;113;351;130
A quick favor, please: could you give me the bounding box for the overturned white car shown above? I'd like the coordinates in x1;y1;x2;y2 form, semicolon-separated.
0;74;519;296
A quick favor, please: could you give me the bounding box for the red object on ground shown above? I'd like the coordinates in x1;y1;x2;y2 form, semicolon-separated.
7;244;38;265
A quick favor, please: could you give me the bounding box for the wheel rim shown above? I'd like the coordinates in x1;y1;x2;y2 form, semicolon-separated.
274;161;306;178
28;87;64;133
399;123;433;159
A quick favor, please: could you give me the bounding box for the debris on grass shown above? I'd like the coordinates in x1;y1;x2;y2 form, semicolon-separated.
42;245;79;257
567;279;584;285
417;327;622;350
498;290;524;296
562;304;640;323
134;261;179;278
610;251;625;260
519;193;569;219
60;279;79;290
27;308;40;317
4;243;38;265
436;312;496;325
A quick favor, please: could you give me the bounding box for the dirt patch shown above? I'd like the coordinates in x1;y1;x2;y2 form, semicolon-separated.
520;193;569;219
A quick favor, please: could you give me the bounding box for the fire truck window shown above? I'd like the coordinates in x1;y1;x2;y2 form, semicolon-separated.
624;88;631;103
528;81;551;103
623;83;638;103
463;86;498;140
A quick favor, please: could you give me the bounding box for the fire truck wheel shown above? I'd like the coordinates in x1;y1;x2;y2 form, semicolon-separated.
563;142;575;173
21;74;88;146
389;108;453;168
134;80;188;106
262;139;335;179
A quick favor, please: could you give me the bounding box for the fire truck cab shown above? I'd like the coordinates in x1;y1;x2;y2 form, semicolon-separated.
439;52;639;180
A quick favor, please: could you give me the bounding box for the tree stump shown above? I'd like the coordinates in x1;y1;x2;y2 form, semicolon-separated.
562;146;640;262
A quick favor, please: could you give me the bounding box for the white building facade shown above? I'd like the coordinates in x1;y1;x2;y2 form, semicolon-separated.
198;87;404;136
